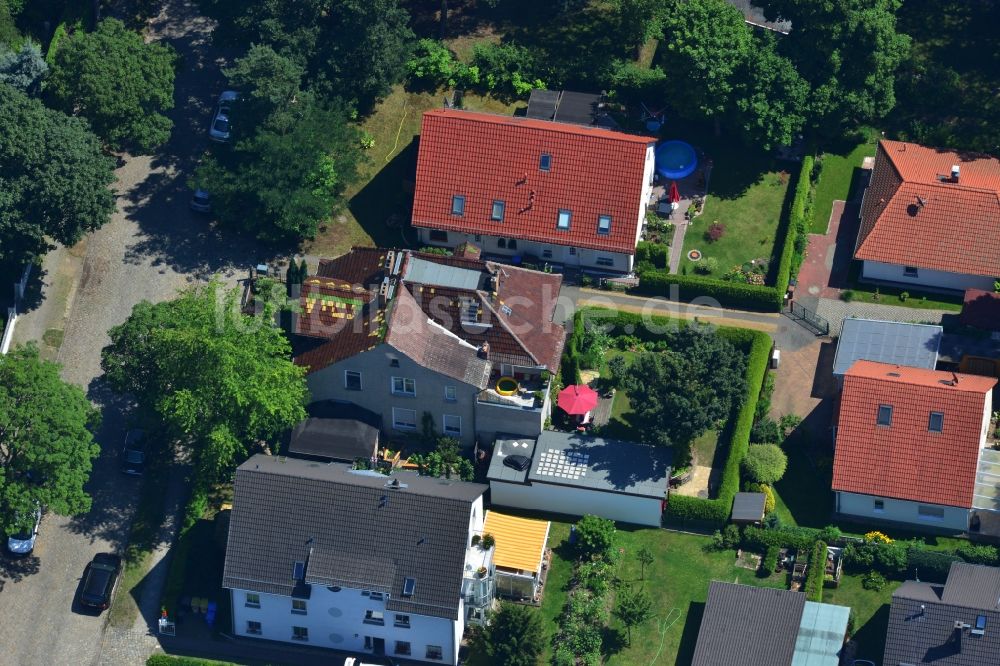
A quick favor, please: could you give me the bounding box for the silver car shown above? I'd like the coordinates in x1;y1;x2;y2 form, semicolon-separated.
208;90;238;142
7;504;42;557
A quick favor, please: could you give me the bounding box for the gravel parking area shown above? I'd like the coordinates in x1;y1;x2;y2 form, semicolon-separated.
0;1;259;664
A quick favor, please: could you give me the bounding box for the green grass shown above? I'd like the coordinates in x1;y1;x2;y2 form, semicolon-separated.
823;574;900;663
811;135;877;233
146;656;238;666
843;264;965;312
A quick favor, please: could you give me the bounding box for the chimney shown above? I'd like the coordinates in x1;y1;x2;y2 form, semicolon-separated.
951;165;960;182
478;342;490;359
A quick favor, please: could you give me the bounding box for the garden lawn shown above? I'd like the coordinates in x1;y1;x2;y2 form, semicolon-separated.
811;133;877;233
823;573;900;663
844;263;964;312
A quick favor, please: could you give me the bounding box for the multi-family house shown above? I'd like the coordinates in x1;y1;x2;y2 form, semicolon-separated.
292;247;566;447
855;140;1000;292
223;454;492;665
410;108;656;274
832;360;997;531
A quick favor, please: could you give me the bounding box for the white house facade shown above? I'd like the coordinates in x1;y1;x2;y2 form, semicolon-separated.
859;260;995;293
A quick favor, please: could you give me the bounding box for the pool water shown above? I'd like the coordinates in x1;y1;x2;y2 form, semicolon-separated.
656;140;698;180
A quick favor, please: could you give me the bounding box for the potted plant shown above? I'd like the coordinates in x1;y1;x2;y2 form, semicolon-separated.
471;534;481;547
481;533;496;550
476;566;488;578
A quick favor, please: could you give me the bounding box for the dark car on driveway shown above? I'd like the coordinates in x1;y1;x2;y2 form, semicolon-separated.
78;553;122;611
121;429;146;476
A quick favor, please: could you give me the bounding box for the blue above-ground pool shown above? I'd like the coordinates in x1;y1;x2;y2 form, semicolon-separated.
656;140;698;180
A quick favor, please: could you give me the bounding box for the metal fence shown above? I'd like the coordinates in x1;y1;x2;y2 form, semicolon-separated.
786;300;830;336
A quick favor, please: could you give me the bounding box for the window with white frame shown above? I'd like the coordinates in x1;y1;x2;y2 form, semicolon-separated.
451;195;465;216
443;414;461;437
246;620;262;635
245;592;260;608
491;200;506;221
392;408;417;430
391;376;416;396
291;599;307;615
918;505;945;521
344;370;362;391
597;215;612;234
395;614;411;628
426;645;444;660
395;641;412;656
444;386;457;402
364;610;385;625
292;626;308;641
556;209;572;230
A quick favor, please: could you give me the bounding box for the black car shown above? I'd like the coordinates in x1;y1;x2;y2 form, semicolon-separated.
121;429;146;475
78;553;122;611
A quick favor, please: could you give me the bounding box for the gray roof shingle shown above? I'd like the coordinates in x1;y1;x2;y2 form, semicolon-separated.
883;563;1000;666
222;455;486;620
833;318;942;376
731;492;767;522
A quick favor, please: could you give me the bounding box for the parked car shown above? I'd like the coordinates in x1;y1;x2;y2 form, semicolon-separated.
78;553;122;611
189;188;211;213
6;503;42;557
120;429;146;476
208;90;238;142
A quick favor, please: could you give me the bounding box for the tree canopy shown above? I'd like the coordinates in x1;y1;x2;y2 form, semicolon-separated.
622;326;746;467
0;40;47;94
46;18;176;152
222;44;304;131
730;35;809;150
473;602;545;666
614;586;655;645
100;281;308;481
0;83;116;264
0;345;100;536
742;443;788;485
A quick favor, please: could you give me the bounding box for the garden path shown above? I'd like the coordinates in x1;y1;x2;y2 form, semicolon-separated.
667;220;689;273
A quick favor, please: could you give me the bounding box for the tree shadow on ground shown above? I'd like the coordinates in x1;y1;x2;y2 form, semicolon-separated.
349;140;420;250
0;554;42;591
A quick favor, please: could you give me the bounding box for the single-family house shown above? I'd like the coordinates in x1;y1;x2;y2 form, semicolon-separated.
855;140;1000;292
411;108;657;274
832;318;943;379
223;454;492;665
883;562;1000;666
690;581;850;666
487;431;671;527
293;248;566;447
832;360;997;531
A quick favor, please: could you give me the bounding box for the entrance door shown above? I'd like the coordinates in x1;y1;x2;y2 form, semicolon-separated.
373;637;385;655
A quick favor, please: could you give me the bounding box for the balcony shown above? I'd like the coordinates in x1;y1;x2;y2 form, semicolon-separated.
478;374;551;411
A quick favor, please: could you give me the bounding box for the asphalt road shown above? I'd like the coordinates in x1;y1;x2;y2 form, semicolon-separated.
0;1;257;664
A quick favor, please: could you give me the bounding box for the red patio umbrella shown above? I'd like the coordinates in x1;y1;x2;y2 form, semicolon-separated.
557;384;599;415
669;180;681;203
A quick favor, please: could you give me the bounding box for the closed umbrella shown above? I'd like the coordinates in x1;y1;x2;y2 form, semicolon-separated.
557;384;599;415
669;180;681;203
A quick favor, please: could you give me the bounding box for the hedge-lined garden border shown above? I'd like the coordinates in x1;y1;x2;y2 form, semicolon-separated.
631;155;814;313
566;307;772;526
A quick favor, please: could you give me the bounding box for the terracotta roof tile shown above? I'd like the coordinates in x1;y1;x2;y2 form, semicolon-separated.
832;360;996;508
412;109;654;255
855;140;1000;276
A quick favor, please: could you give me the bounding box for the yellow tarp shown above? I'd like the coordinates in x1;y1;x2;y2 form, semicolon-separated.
483;511;550;575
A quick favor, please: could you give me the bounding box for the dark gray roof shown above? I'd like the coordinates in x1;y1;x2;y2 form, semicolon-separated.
833;318;942;375
287;417;379;462
553;91;602;126
489;431;671;498
884;563;1000;666
692;582;805;666
486;435;538;484
526;89;560;120
223;454;486;620
731;492;767;522
402;256;484;291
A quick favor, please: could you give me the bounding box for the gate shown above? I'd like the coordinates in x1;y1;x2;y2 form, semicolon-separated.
786;300;830;336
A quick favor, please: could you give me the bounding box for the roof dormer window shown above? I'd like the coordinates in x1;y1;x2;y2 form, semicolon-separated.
539;154;552;171
597;215;612;235
491;200;506;222
557;209;571;230
877;404;893;427
928;412;943;432
451;195;465;216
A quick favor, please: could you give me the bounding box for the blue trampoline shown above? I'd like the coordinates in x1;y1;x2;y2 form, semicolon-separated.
656;140;698;180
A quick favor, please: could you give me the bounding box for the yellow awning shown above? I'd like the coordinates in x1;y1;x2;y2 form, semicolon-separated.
483;511;550;575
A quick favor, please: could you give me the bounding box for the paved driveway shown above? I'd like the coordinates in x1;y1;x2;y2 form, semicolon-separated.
0;2;258;664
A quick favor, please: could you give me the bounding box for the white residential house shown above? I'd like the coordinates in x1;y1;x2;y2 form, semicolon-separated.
223;455;494;665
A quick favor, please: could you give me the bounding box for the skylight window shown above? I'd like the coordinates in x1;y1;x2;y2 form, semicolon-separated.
451;195;465;216
402;577;416;597
491;200;506;222
597;215;612;235
928;412;944;433
877;404;893;427
539;154;552;171
557;209;572;230
293;561;305;581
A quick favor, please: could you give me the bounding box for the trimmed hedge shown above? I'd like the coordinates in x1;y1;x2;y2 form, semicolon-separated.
761;545;780;578
147;657;237;666
804;540;828;602
907;548;964;584
632;155;814;312
635;241;668;270
742;524;819;552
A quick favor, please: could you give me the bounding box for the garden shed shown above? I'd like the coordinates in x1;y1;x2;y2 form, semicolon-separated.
482;511;550;601
731;492;766;524
487;431;671;527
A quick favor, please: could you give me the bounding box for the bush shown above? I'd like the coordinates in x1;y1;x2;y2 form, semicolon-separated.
635;240;668;270
705;222;726;242
899;291;909;302
907;548;963;583
750;417;781;444
742;525;819;552
956;543;999;566
742;443;788;484
759;483;776;514
575;515;617;561
694;256;720;275
471;42;544;98
607;354;629;388
817;525;842;544
406;39;459;86
840;289;855;302
861;570;886;591
843;539;908;577
635;271;781;311
761;545;780;577
804;540;828;601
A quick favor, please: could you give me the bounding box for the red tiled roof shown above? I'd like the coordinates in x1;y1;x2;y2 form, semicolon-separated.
412;109;655;255
832;360;996;508
855;140;1000;276
960;288;1000;331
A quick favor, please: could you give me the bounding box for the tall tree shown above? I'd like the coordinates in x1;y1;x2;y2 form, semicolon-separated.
730;34;809;150
194;94;361;242
612;0;669;55
0;40;47;94
0;83;116;263
100;281;307;481
622;326;746;467
659;0;753;132
614;586;655;645
759;0;910;133
473;602;545;666
46;18;176;152
0;345;100;536
222;44;304;132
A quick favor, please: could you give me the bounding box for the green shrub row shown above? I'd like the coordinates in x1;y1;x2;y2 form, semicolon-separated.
45;21;69;66
804;540;828;601
742;524;822;552
907;548;964;584
147;656;237;666
561;311;585;387
760;545;780;578
632;155;814;312
635;241;668;270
